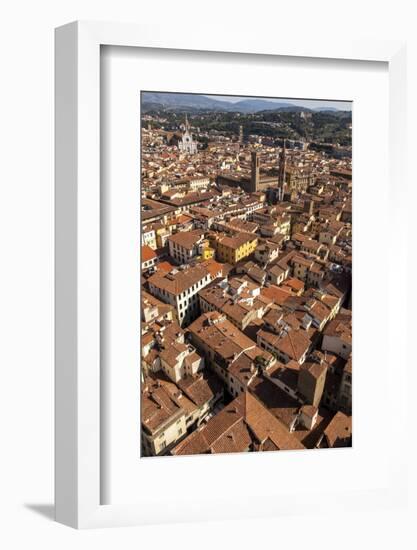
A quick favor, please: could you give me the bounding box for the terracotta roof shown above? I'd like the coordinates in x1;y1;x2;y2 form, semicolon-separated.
300;361;327;380
159;191;216;207
141;379;184;435
249;374;300;429
141;198;176;221
323;317;352;344
323;411;352;447
284;277;305;292
261;285;292;306
198;259;224;278
178;373;222;407
188;312;273;379
218;232;257;250
167;229;203;250
221;301;252;324
141;245;157;262
156;260;176;273
227;218;259;233
142;290;170;311
244;392;304;450
292;255;314;268
267;359;300;389
148;264;210;296
293;407;334;448
159;341;188;368
172;392;304;455
258;327;311;363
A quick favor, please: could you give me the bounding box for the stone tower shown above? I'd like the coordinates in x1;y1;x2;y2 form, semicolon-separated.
277;139;287;201
250;151;260;192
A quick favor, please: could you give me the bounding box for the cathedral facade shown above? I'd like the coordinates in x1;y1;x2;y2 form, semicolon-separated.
178;115;198;154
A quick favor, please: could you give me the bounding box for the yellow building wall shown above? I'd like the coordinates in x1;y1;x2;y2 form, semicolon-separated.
216;238;257;265
202;247;215;260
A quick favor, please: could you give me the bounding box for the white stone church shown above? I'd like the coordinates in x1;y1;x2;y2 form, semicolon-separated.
178;115;198;154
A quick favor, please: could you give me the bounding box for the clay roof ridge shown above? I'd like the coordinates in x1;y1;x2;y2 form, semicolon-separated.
287;330;298;361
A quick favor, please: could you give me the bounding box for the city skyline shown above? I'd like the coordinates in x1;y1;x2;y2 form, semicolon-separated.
204;95;352;111
141;92;352;457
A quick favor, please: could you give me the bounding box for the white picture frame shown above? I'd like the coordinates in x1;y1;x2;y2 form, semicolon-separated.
55;20;407;529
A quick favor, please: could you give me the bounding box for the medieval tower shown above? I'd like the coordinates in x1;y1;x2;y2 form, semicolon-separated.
250;151;260;192
277;139;287;200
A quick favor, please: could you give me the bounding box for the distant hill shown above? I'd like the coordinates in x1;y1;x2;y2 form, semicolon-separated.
314;107;340;112
141;92;346;113
227;99;296;113
260;105;311;114
141;92;231;112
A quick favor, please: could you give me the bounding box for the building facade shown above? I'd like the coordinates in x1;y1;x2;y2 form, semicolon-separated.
214;233;258;265
147;264;213;326
178;115;198;154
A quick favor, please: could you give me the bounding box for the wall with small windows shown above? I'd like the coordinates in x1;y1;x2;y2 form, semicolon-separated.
142;413;187;457
322;334;352;360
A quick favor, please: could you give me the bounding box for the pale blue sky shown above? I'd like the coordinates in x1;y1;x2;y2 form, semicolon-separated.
205;95;352;111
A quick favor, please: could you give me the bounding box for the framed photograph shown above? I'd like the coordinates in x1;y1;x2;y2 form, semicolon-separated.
55;21;407;528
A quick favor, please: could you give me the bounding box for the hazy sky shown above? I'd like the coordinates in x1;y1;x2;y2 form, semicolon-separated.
205;95;352;111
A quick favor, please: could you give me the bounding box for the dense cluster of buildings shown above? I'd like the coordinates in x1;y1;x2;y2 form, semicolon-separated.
140;112;352;457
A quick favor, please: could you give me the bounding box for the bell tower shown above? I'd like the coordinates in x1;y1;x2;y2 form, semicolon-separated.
277;139;287;201
250;151;260;192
